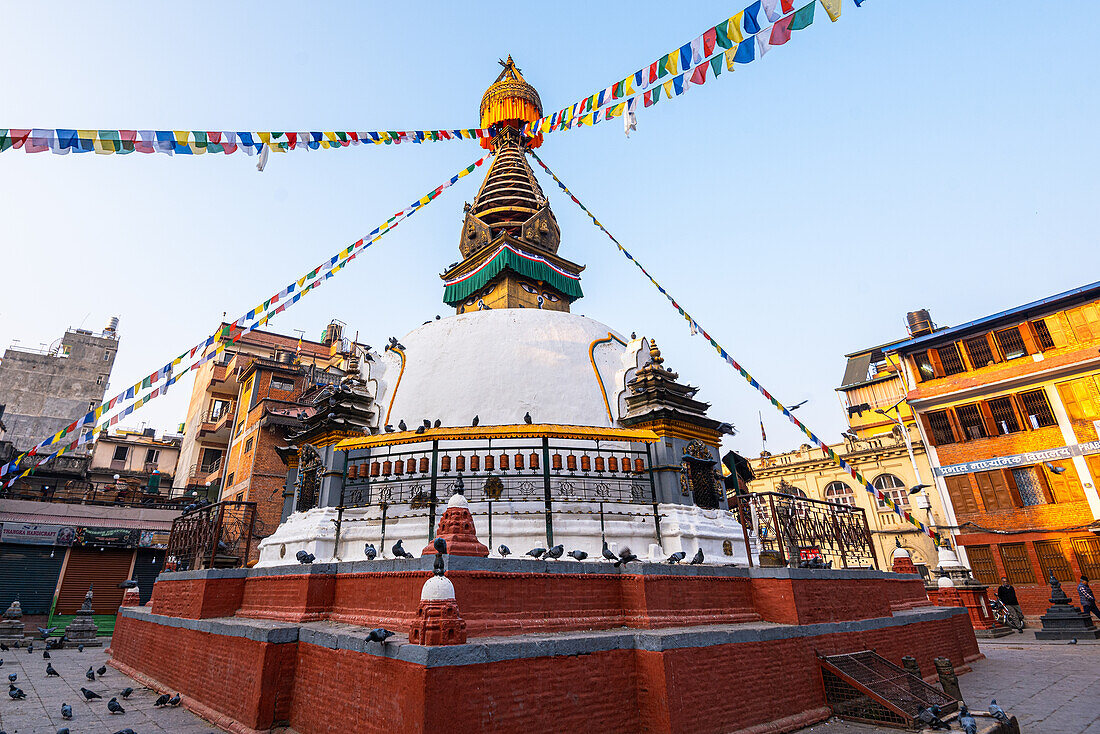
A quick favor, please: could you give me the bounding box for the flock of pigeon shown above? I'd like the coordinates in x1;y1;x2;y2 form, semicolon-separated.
916;699;1014;733
1;626;181;734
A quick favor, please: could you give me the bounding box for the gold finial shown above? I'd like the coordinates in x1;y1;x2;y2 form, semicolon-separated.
649;340;664;366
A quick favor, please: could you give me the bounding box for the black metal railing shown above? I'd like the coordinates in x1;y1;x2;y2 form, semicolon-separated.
733;491;878;569
165;500;257;571
0;481;184;510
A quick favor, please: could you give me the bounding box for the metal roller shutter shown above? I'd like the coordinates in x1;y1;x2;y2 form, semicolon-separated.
55;548;134;615
133;549;165;606
0;543;64;615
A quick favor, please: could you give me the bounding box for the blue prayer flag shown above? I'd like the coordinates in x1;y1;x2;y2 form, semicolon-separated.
743;1;762;34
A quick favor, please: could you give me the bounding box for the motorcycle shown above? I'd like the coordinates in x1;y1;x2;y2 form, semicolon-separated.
990;596;1026;631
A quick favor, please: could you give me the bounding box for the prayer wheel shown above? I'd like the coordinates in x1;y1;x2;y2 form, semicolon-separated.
371;461;381;477
419;457;429;473
456;455;466;472
634;458;645;473
594;456;605;472
470;455;480;472
406;458;417;474
566;454;577;472
382;460;392;476
607;456;618;473
440;455;451;472
551;454;562;470
499;453;509;470
580;455;591;472
514;452;524;470
530;452;540;470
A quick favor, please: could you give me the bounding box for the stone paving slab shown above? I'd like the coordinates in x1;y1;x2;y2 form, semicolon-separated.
0;639;225;733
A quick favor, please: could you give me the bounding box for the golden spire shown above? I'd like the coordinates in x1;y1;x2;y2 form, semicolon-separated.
479;55;543;151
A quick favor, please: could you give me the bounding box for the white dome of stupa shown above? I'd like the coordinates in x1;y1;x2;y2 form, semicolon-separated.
375;309;637;429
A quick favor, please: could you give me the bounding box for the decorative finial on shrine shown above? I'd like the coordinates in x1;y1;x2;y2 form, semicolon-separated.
649;340;664;366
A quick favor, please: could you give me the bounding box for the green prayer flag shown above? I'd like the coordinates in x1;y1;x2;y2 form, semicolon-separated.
790;2;815;30
652;85;663;104
142;376;152;389
0;130;10;152
613;80;624;98
658;54;671;79
193;131;208;147
710;55;723;77
335;132;347;142
715;20;733;49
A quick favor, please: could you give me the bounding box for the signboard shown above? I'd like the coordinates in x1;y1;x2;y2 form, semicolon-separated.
138;530;171;549
74;527;141;548
0;523;76;546
934;440;1100;478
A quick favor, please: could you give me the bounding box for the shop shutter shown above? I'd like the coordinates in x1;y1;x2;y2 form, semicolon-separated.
0;543;65;615
133;549;165;606
55;548;134;615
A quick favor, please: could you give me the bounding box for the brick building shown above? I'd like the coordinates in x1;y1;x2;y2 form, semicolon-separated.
890;282;1100;616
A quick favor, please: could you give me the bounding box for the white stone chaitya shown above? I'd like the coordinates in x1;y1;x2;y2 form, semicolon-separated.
257;308;751;567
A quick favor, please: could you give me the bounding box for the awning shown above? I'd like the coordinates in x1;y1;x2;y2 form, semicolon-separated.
336;424;659;451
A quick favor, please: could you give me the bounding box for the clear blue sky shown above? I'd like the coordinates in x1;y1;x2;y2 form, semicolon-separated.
2;1;1097;459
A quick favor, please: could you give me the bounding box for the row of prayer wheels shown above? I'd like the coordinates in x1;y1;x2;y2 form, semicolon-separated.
345;453;647;479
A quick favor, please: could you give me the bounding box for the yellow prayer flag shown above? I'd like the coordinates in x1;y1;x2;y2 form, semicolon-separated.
820;0;841;21
173;131;189;146
323;132;337;141
257;132;272;144
664;52;679;76
608;103;625;119
662;81;674;98
191;143;206;155
725;46;738;72
623;76;635;96
729;13;745;42
93;137;114;155
320;140;330;149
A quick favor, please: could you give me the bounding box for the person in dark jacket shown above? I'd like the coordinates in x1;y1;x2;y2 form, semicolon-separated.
996;577;1025;628
1079;576;1100;621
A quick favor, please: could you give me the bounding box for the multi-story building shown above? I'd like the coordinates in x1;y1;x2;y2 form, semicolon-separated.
748;338;949;575
86;428;182;495
0;318;119;453
889;282;1100;616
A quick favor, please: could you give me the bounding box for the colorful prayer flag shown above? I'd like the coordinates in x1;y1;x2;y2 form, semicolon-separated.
790;2;815;30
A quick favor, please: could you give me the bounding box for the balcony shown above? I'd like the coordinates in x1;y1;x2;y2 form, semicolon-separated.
0;480;185;510
188;457;224;488
198;404;236;440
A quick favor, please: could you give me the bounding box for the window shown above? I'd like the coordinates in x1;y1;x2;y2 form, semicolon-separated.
943;475;979;515
966;545;998;585
1066;304;1100;342
1072;537;1100;579
103;350;112;361
89;401;97;411
913;351;937;381
210;399;231;420
938;344;966;376
235;492;244;503
873;474;909;509
95;375;103;385
824;481;855;506
998;543;1035;584
964;336;995;368
955;404;987;440
1031;319;1056;351
1034;540;1074;582
1044;460;1085;504
974;470;1017;511
926;410;957;445
112;446;129;461
271;376;295;391
994;327;1028;360
144;448;160;464
1011;467;1047;506
1018;389;1056;428
1055;377;1100;421
244;437;254;453
225;472;235;487
988;397;1021;434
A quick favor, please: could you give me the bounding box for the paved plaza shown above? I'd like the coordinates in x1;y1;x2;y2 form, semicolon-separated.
0;640;220;734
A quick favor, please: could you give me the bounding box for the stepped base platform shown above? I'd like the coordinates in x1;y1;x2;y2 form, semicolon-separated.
110;559;980;734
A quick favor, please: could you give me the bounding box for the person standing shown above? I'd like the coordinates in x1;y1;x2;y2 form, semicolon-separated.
1079;576;1100;622
996;577;1025;630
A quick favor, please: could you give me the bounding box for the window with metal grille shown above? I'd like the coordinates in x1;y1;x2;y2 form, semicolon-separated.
938;344;966;375
1034;540;1074;582
1011;467;1046;506
926;410;956;445
998;543;1035;584
966;545;998;585
964;336;995;368
824;481;855;506
112;446;128;461
988;397;1021;434
1031;319;1056;350
955;404;987;440
995;328;1028;360
873;474;909;509
1019;390;1057;428
1072;537;1100;580
271;376;295;391
913;351;936;381
244;437;253;453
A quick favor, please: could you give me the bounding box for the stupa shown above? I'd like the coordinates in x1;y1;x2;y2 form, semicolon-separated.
256;55;748;568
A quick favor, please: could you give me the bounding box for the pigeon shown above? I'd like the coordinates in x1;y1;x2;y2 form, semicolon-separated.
689;549;704;565
0;643;6;651
915;705;950;730
1068;638;1078;645
471;415;479;427
27;643;32;653
97;665;107;677
958;705;977;734
117;580;138;589
121;687;134;699
364;543;377;560
6;673;14;682
46;663;59;677
296;549;315;564
57;729;70;734
614;548;638;567
392;539;414;559
526;547;547;559
666;552;687;564
989;699;1009;723
367;628;395;644
542;544;564;560
61;702;72;719
601;541;617;562
433;419;441;428
423;419;432;428
37;625;58;639
8;686;25;699
415;425;426;434
0;658;3;666
108;697;126;714
567;550;588;561
112;729;137;734
81;687;102;700
497;544;511;557
154;693;171;707
167;693;181;707
398;420;407;431
43;649;50;659
523;411;532;424
384;424;395;433
78;645;84;653
86;667;96;681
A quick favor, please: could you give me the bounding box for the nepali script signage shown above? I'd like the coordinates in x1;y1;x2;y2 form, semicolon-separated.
934;440;1100;478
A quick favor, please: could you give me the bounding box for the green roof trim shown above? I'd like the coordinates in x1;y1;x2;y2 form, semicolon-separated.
443;247;583;305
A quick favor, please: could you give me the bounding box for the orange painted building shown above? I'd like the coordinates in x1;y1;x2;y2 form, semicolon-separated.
890;282;1100;616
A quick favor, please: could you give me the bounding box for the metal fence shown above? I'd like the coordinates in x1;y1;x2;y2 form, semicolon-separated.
732;491;878;569
0;481;185;510
165;500;257;570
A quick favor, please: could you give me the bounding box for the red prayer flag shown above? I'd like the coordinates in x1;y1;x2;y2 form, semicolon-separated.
648;61;658;84
703;27;717;57
781;0;794;11
690;63;708;86
643;90;655;108
771;14;794;45
10;129;30;149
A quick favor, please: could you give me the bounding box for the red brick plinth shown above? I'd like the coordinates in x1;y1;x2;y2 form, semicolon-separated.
421;494;488;557
409;599;467;645
121;587;141;607
891;554;919;575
